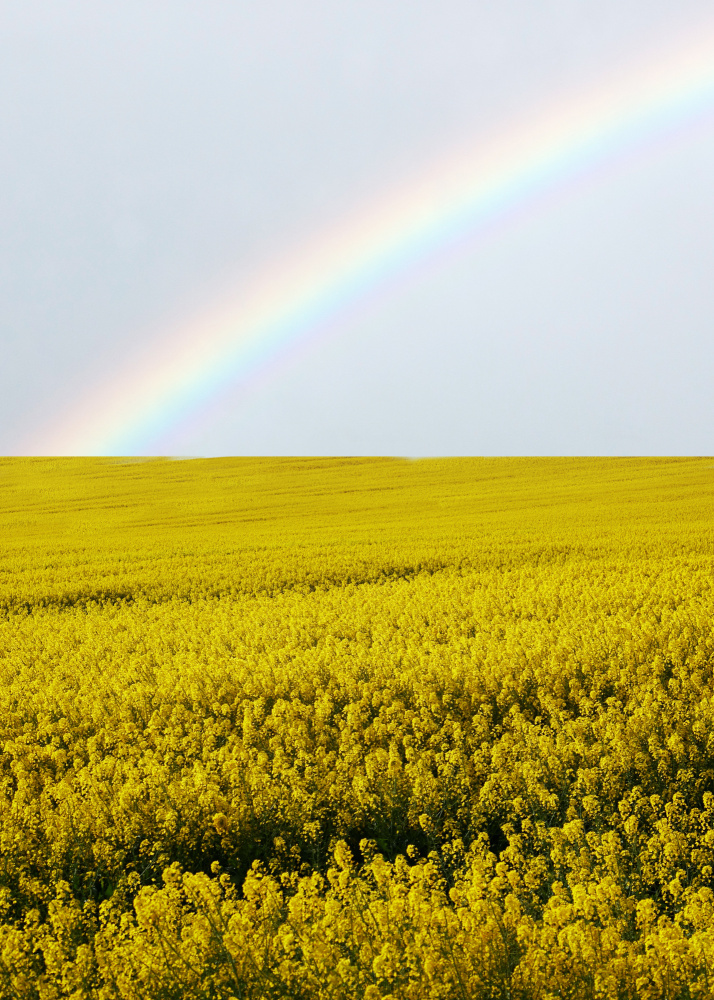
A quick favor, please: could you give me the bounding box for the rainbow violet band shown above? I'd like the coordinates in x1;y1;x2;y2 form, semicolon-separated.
32;26;714;456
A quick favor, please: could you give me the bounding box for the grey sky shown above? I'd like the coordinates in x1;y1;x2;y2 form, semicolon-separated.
2;0;713;455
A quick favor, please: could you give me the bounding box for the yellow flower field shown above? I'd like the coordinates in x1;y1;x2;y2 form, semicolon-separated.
1;456;713;999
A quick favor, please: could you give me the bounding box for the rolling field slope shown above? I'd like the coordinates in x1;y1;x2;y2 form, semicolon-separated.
1;457;713;999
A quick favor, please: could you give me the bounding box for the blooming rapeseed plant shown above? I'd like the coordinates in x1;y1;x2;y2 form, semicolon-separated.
0;456;713;998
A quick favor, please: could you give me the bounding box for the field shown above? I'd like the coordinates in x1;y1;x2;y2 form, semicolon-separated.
1;456;714;999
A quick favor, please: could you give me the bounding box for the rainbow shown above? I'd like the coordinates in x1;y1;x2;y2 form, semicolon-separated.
31;25;714;455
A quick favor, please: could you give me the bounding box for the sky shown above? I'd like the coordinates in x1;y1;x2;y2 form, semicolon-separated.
2;0;714;456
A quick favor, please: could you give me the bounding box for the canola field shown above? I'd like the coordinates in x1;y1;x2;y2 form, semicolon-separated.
1;456;714;1000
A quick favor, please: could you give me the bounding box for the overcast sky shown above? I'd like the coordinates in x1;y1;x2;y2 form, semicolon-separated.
2;0;714;456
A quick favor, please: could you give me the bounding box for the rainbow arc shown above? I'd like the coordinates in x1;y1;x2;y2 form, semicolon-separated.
31;26;714;455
